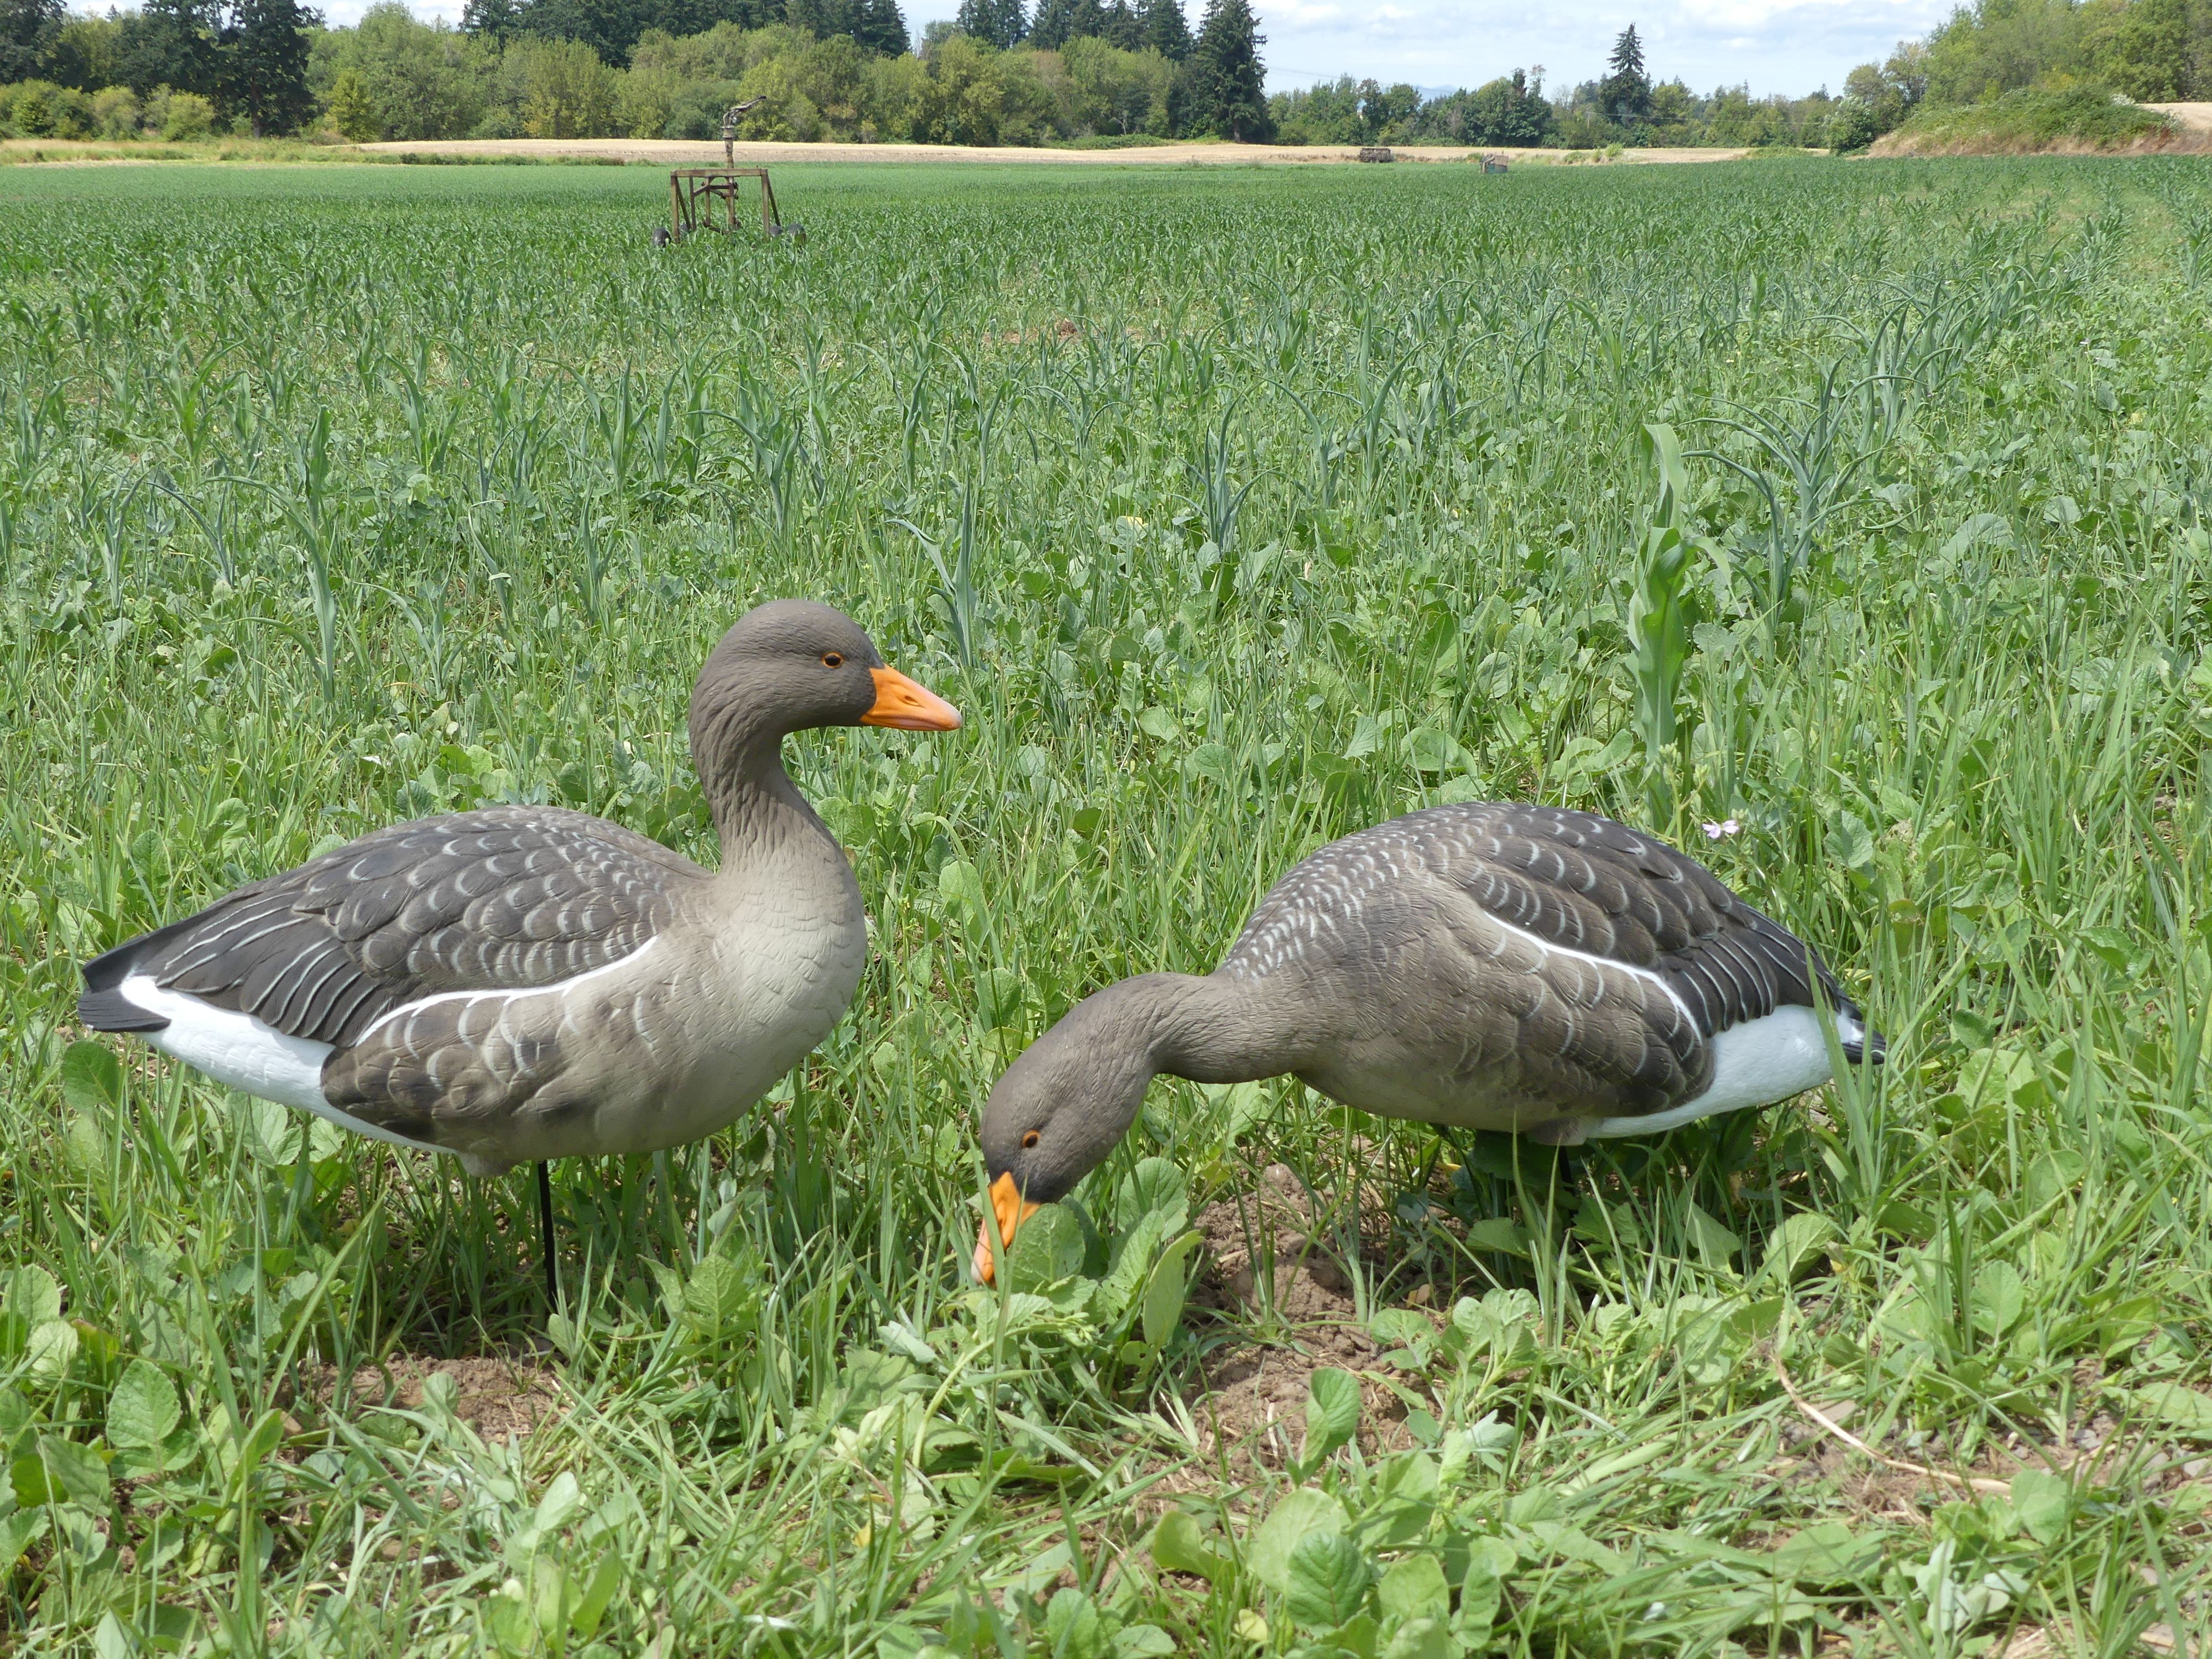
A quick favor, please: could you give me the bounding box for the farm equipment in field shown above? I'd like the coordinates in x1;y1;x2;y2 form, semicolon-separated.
663;102;805;244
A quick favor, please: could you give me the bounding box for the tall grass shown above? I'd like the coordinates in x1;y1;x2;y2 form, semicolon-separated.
0;158;2205;1655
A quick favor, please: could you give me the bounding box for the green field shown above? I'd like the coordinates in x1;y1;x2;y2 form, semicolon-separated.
1;156;2209;1655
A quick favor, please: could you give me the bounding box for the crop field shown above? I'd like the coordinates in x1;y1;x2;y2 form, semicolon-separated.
0;156;2209;1655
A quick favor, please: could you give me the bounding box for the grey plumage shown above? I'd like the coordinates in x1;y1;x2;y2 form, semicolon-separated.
80;599;961;1177
92;810;690;1048
1220;804;1875;1124
975;802;1881;1276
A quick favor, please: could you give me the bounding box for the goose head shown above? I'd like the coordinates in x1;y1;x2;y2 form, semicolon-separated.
688;599;961;765
973;985;1160;1283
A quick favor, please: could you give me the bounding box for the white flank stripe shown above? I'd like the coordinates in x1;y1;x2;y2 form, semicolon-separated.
117;974;440;1154
354;936;660;1041
1474;907;1700;1031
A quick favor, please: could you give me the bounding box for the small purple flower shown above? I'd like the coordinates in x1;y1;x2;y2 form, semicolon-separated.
1702;818;1741;841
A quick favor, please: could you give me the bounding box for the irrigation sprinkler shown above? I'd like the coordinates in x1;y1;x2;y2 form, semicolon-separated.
665;101;806;245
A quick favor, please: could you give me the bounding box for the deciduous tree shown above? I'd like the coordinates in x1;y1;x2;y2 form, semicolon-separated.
117;0;223;99
0;0;62;85
317;3;494;140
1357;76;1417;137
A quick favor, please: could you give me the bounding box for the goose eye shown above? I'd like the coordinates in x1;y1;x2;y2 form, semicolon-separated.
821;651;844;669
1021;1130;1041;1149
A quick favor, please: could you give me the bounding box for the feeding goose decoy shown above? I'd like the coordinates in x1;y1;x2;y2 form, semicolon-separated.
78;601;961;1301
974;802;1882;1281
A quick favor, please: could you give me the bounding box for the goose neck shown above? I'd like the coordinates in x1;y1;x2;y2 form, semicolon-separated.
1120;971;1302;1086
696;734;828;867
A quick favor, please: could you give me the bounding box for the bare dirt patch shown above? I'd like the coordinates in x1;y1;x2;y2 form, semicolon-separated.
2147;102;2212;131
1872;123;2212;156
1177;1164;1421;1479
307;1351;562;1443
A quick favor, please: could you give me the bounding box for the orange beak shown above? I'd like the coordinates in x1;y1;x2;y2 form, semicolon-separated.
861;666;961;732
973;1171;1042;1285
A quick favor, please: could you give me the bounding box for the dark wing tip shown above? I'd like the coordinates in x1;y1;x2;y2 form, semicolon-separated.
79;921;199;1032
1841;1024;1887;1066
77;988;168;1033
81;937;146;995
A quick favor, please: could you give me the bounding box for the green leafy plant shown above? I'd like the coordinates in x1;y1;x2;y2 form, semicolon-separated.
1625;420;1698;827
996;1157;1202;1385
0;158;2198;1657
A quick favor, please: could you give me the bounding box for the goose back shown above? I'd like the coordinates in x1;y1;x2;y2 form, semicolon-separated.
1221;802;1871;1135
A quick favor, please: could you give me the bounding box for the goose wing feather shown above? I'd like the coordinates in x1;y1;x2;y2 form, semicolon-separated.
1223;802;1864;1127
1423;804;1846;1035
81;806;698;1047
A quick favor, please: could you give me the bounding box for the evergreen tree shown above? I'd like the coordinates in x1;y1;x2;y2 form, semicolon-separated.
0;0;61;84
221;0;319;134
505;0;638;61
1136;0;1187;59
116;0;222;97
1062;0;1104;40
1027;0;1071;48
460;0;518;37
781;0;841;36
1102;0;1142;49
953;0;1024;49
852;0;907;53
1192;0;1267;139
510;0;786;61
1600;22;1650;121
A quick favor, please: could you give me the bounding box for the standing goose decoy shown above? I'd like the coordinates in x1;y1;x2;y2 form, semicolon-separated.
78;601;961;1300
974;802;1881;1281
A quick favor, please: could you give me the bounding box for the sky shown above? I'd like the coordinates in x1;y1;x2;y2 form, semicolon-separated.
1244;0;1954;96
328;0;1958;99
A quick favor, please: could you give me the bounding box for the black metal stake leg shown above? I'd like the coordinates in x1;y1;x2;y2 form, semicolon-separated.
537;1161;556;1309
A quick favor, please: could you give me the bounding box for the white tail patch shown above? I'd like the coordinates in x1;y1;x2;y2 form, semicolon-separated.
1583;1004;1841;1138
116;975;441;1154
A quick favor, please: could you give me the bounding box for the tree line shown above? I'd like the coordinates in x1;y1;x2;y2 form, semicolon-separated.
0;0;1274;143
1273;29;1849;151
0;0;319;133
1830;0;2212;149
0;0;2199;149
